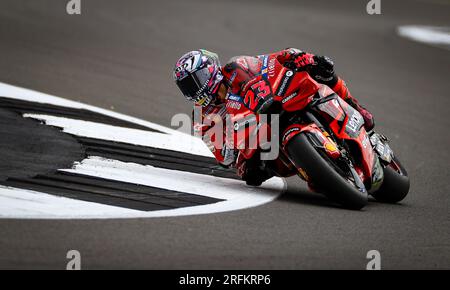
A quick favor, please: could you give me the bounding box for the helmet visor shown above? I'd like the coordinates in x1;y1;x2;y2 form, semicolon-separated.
176;67;212;101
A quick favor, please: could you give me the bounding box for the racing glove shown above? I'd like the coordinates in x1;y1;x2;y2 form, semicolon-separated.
280;50;338;87
308;55;338;87
281;49;315;71
293;52;315;68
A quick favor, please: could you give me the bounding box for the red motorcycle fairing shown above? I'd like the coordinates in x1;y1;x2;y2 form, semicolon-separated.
314;95;376;181
265;56;320;112
277;71;320;112
281;123;341;159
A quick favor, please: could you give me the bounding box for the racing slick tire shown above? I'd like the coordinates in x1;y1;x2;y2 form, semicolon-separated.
286;133;368;210
371;156;410;203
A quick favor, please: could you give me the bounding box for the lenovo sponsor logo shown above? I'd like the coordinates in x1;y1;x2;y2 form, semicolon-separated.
347;110;363;133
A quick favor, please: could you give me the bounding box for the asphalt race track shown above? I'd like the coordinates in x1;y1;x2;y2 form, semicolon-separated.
0;0;449;269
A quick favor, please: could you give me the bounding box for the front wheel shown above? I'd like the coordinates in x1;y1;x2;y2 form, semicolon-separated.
286;133;368;210
371;156;410;203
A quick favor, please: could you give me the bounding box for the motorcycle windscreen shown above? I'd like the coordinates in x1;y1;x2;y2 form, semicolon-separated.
316;97;345;132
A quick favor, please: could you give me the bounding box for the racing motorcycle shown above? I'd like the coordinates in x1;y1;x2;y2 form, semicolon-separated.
225;57;410;209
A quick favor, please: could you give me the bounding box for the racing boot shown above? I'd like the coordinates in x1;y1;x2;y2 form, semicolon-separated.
237;155;274;187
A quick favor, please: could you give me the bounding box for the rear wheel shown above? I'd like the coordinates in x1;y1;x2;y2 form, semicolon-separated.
286;133;368;210
371;156;410;203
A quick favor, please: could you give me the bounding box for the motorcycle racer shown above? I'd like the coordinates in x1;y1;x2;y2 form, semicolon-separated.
173;48;375;186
